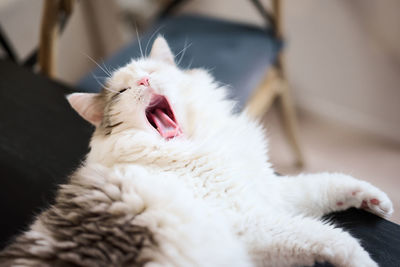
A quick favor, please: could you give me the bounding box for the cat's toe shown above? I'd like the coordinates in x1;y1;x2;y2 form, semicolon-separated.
356;184;393;218
363;195;393;218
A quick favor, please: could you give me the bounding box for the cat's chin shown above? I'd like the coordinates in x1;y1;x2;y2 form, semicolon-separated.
145;94;183;140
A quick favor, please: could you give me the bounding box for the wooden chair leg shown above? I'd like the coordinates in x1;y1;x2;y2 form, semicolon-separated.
246;67;280;118
276;80;304;167
246;67;304;167
39;0;74;78
39;0;59;77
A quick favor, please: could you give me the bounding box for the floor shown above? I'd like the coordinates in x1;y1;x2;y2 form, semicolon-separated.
263;105;400;224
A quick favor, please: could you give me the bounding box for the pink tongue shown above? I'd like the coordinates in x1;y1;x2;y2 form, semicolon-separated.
151;109;182;139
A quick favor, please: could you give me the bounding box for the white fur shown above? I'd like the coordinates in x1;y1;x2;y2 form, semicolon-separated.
71;37;393;267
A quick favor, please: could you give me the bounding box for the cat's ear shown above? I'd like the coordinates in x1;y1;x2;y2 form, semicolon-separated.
66;93;104;126
150;36;175;65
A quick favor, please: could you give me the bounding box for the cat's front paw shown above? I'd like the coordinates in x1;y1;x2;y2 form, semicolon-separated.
337;181;393;218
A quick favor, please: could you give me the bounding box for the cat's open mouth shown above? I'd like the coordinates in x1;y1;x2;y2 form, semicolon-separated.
146;94;182;139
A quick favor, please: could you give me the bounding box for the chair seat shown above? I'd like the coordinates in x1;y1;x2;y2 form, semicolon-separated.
78;14;282;111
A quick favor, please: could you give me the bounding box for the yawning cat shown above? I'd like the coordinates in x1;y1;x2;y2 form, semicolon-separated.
0;37;393;267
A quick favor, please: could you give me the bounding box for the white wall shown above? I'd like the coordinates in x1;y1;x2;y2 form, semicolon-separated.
0;0;43;60
0;0;124;83
283;0;400;142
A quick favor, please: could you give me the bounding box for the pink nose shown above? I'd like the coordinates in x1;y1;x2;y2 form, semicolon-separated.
138;77;150;86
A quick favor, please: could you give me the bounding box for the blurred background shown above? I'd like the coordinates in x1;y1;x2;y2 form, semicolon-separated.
0;0;399;223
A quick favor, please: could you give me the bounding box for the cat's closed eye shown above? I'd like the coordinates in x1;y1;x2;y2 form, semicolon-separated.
119;87;130;94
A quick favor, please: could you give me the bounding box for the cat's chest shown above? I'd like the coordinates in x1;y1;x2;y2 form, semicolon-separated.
147;154;256;202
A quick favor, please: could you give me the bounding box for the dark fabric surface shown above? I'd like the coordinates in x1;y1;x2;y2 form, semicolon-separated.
78;14;282;111
0;60;399;266
315;208;400;267
0;60;93;249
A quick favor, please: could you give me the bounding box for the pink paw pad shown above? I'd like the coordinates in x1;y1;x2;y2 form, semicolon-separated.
370;198;380;205
361;200;368;208
336;201;344;206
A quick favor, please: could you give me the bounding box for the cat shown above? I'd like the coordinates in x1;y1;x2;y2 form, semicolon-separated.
0;36;393;267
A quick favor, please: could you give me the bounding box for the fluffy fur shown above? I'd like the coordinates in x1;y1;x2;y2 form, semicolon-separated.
0;37;393;267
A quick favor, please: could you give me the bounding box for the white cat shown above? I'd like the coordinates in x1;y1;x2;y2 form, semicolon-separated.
0;37;393;267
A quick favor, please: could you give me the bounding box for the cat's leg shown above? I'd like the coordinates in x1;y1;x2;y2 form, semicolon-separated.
248;214;377;267
277;173;393;218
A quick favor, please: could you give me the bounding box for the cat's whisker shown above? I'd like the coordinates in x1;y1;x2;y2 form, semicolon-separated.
102;86;117;94
217;81;233;89
175;42;191;58
176;41;189;66
110;65;120;73
145;25;165;56
135;24;144;59
104;87;120;94
93;75;110;80
102;63;113;77
92;74;107;87
92;74;119;94
206;66;216;72
175;41;192;66
81;52;112;77
186;58;194;69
